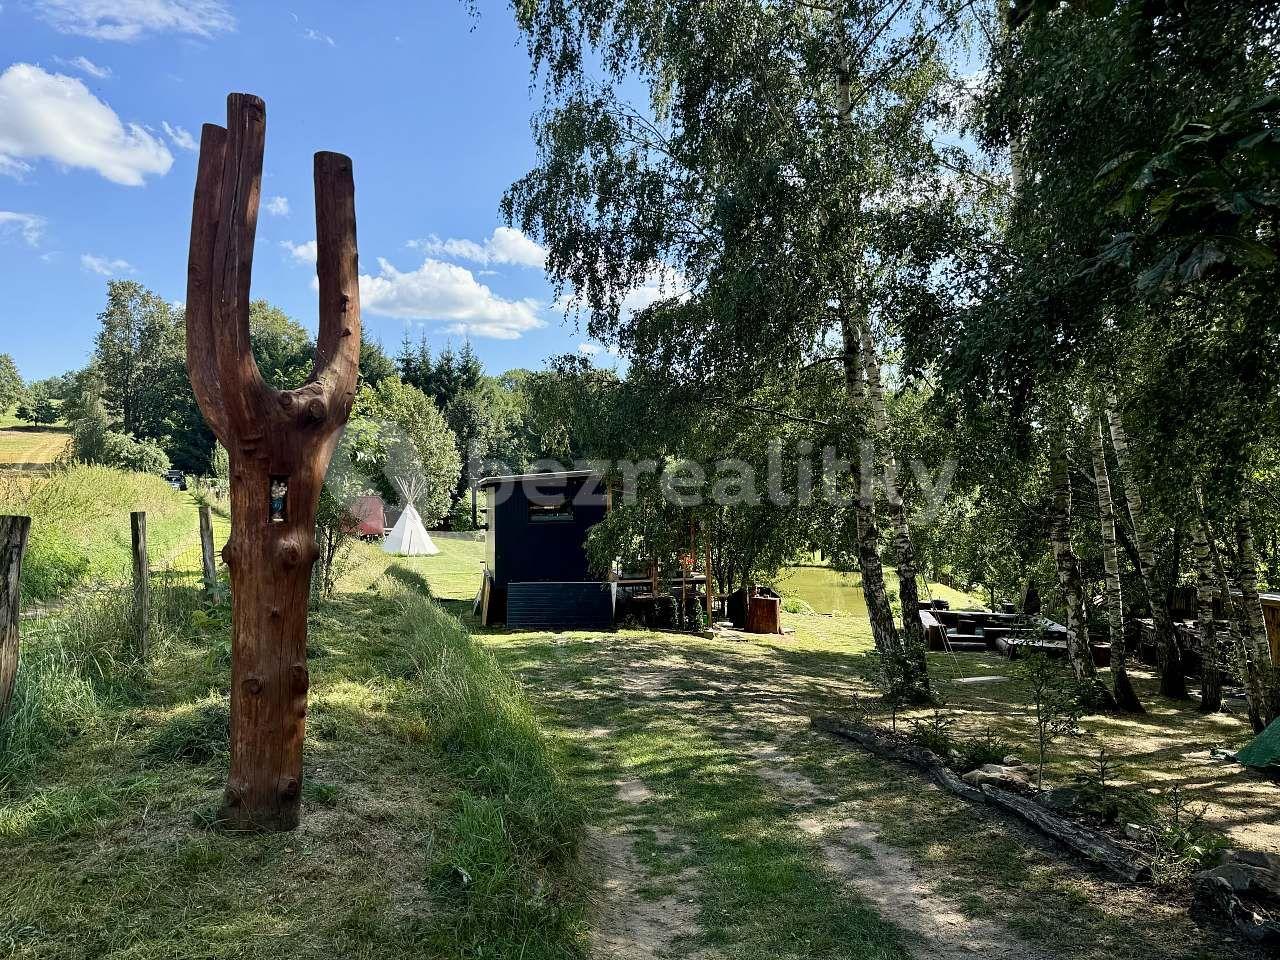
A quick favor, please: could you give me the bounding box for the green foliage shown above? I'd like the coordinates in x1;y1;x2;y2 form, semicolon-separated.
1145;786;1232;888
1068;748;1157;825
908;709;957;757
345;377;462;526
954;729;1019;774
15;388;58;425
1019;654;1084;788
247;300;314;390
0;353;22;412
0;571;201;788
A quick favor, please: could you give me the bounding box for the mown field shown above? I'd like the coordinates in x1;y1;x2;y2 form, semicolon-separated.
0;426;71;466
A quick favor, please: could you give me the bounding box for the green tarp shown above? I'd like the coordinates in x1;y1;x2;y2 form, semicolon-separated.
1238;718;1280;770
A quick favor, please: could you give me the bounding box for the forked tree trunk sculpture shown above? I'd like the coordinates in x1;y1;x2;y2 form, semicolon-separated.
185;93;361;831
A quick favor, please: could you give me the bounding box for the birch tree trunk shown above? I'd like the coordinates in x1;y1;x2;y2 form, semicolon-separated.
1106;402;1188;698
186;94;362;832
1235;508;1280;726
1050;444;1111;704
855;315;929;694
1197;497;1268;729
839;312;901;659
1090;417;1142;711
1191;518;1224;713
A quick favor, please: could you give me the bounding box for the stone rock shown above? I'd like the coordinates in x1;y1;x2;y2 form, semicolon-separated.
1123;822;1152;843
1002;755;1026;767
1194;850;1280;945
962;763;1033;793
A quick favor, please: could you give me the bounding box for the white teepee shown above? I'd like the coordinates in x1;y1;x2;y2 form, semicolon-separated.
382;477;439;556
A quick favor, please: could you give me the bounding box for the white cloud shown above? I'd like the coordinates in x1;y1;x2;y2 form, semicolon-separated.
620;270;689;316
408;226;546;269
360;256;545;340
577;341;620;357
263;195;290;217
0;64;172;185
302;27;335;46
161;121;196;151
81;253;133;275
280;239;317;264
53;55;112;79
33;0;235;41
0;211;47;246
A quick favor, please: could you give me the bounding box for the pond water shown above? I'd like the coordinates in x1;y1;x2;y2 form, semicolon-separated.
775;566;977;616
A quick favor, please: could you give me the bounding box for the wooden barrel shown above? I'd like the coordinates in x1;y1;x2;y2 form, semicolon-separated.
746;595;781;634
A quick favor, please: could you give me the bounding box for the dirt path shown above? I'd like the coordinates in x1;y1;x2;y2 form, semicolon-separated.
494;631;1259;960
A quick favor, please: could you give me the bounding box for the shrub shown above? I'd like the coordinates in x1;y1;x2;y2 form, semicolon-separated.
1146;786;1231;887
955;729;1018;772
908;709;957;757
1070;748;1158;825
782;596;815;615
100;431;170;474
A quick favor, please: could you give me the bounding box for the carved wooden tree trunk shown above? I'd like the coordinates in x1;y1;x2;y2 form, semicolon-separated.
185;94;361;831
1106;402;1188;699
1049;443;1111;704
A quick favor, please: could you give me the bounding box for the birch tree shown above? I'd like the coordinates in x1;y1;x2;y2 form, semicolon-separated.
1090;414;1142;711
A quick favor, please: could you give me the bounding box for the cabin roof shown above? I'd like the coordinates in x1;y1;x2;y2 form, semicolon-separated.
476;469;600;490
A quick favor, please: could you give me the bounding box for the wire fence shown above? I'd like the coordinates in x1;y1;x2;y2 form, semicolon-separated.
18;497;232;631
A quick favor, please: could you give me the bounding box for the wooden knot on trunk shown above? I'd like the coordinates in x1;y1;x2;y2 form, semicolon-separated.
281;777;300;800
305;397;327;423
291;663;309;694
276;535;320;569
224;784;243;807
221;543;235;567
243;675;264;695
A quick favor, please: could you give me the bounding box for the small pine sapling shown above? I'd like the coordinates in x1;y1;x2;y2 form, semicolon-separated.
1020;653;1083;789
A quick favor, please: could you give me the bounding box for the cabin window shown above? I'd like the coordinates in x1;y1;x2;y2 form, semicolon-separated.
528;493;574;523
269;476;289;523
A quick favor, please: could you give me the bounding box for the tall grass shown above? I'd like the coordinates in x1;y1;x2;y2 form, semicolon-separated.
0;570;202;790
393;588;587;958
0;464;184;601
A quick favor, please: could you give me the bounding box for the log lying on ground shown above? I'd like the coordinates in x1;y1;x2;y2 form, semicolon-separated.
810;713;1150;883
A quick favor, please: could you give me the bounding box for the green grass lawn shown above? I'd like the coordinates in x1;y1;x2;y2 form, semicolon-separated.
400;539;1269;959
1;539;588;959
3;520;1269;960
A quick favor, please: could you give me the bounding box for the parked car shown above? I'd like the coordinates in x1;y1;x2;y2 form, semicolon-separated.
163;469;188;491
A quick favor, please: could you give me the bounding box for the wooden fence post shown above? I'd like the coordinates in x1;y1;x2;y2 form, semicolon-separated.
0;516;32;722
705;539;714;625
199;504;217;592
130;511;150;659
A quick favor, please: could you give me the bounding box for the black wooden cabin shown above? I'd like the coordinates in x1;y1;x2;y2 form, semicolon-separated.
476;470;613;628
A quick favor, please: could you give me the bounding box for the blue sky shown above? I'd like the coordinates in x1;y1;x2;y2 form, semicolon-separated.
0;0;624;382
